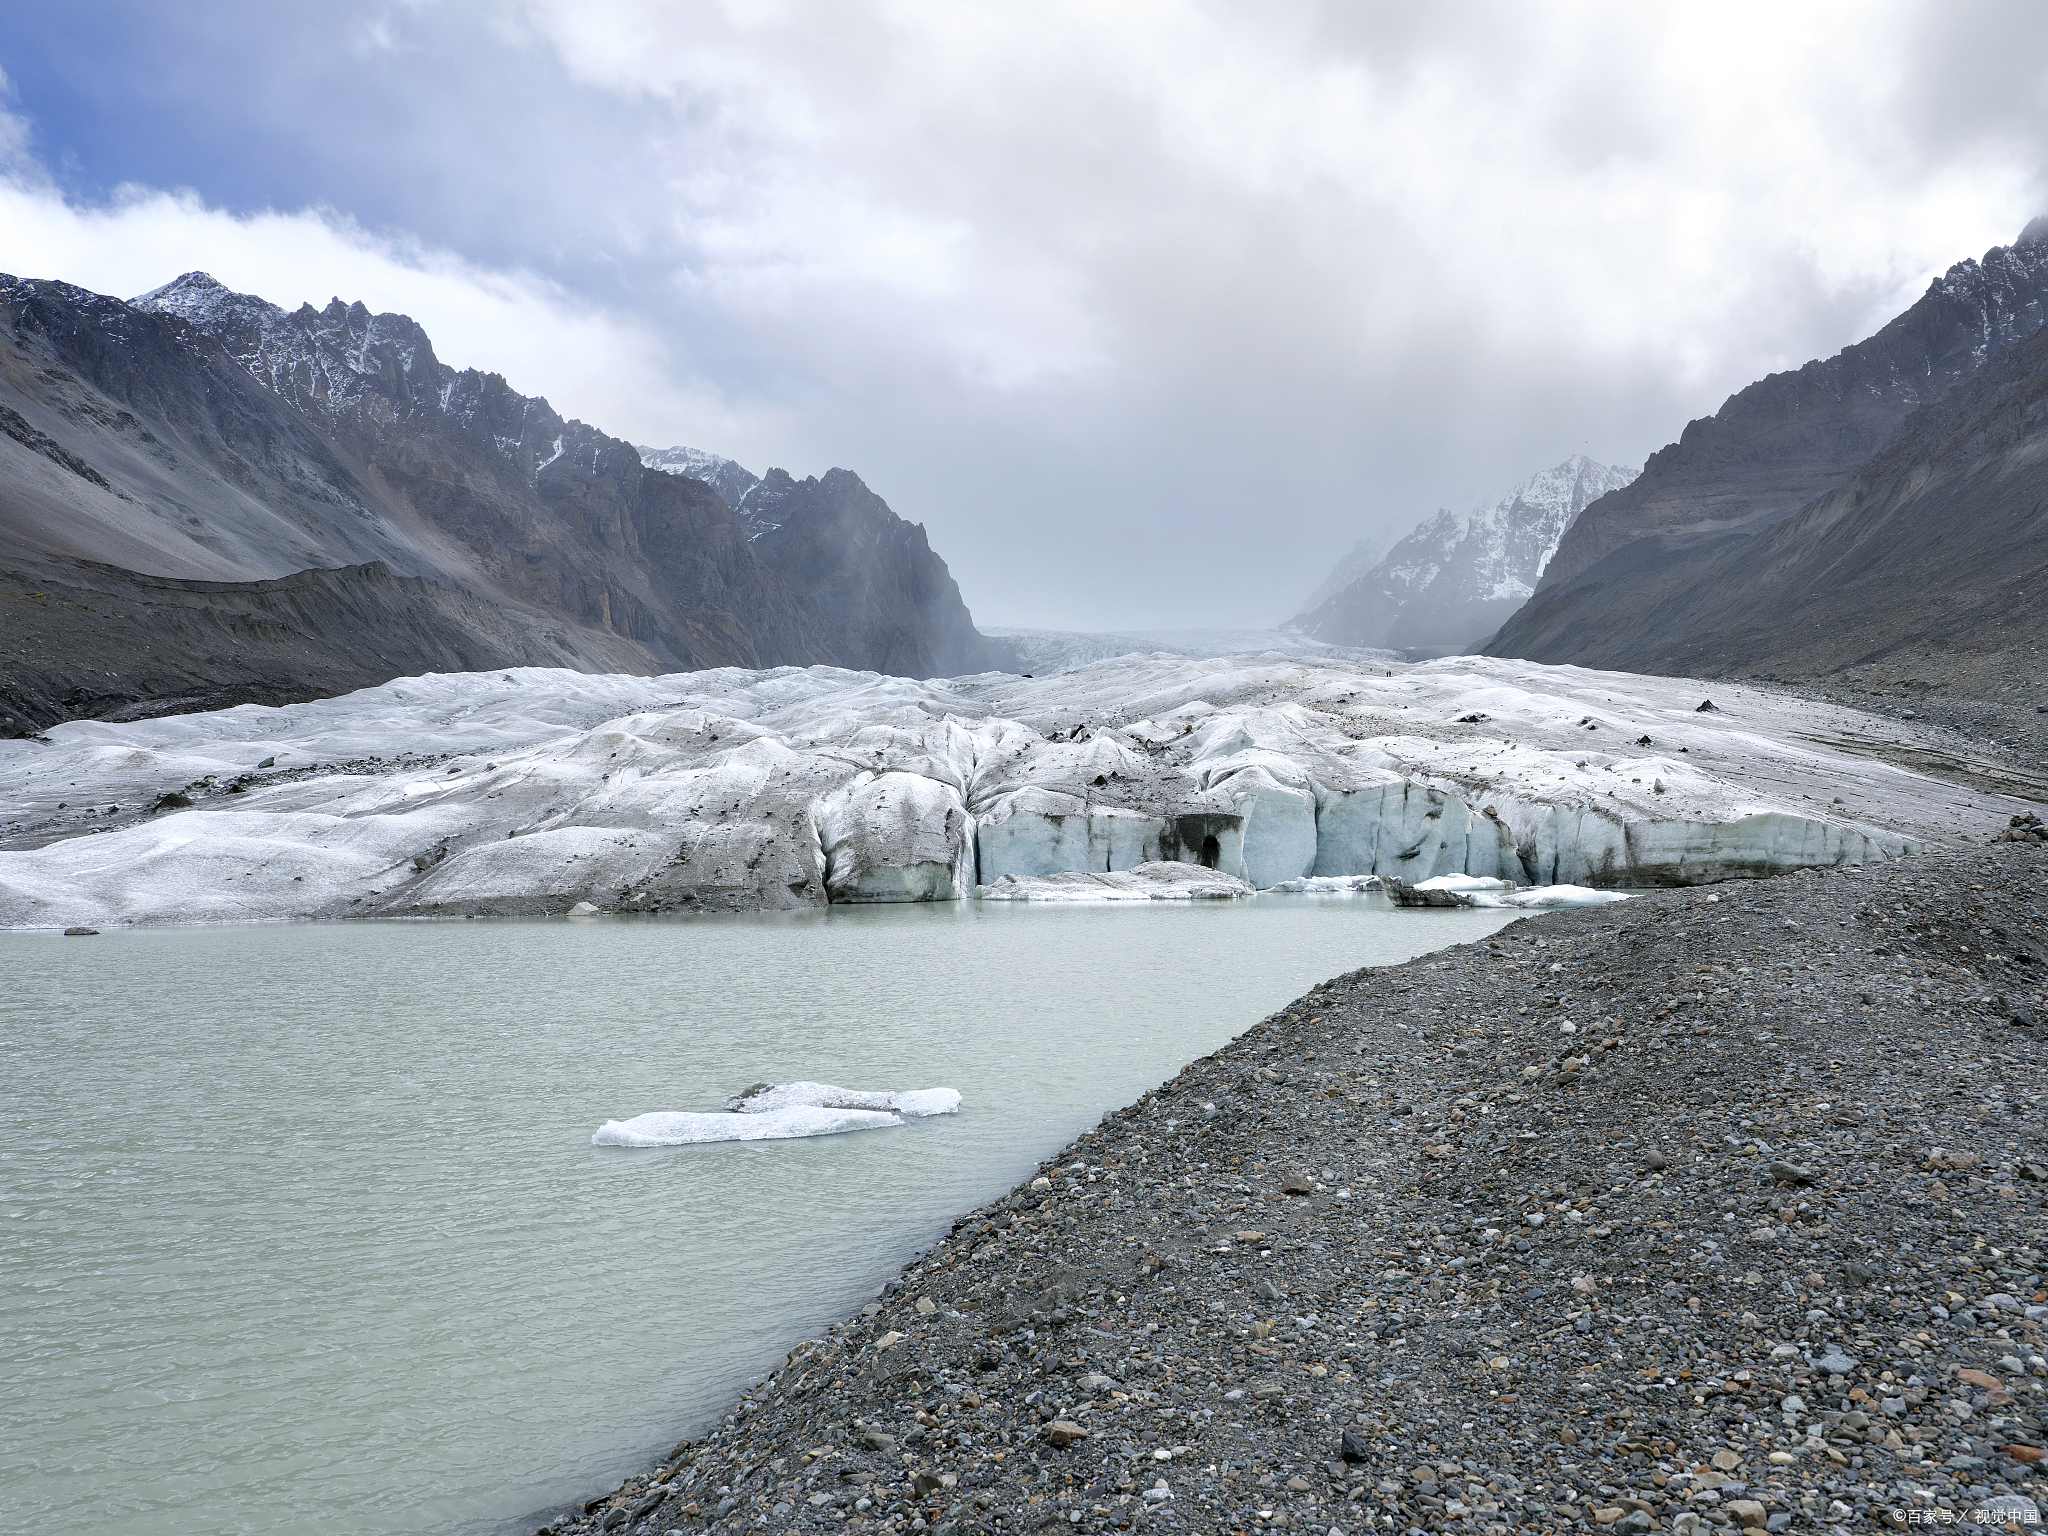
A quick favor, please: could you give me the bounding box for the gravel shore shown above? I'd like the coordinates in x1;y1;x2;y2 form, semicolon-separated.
543;843;2047;1536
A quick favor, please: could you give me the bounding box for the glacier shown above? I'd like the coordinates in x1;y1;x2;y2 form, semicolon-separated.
0;651;2015;929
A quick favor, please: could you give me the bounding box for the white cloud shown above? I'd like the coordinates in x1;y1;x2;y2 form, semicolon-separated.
0;155;776;454
491;0;2048;622
5;4;2047;628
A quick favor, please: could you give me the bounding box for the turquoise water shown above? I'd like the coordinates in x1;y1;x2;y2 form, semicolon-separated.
1;895;1514;1535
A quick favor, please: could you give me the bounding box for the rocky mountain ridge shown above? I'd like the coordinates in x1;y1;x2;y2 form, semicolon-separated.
0;271;990;732
1484;318;2048;705
1487;219;2048;685
1288;454;1636;654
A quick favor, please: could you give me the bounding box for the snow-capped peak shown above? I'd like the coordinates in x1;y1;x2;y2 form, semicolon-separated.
131;271;285;331
1288;454;1637;653
637;445;762;522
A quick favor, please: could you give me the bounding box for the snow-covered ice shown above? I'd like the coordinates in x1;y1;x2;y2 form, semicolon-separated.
1;652;2014;928
1265;872;1625;907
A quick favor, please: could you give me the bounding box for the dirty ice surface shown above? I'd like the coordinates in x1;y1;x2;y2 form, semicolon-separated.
0;653;2020;929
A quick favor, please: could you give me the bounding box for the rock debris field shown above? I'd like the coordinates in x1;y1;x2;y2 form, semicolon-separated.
547;843;2047;1536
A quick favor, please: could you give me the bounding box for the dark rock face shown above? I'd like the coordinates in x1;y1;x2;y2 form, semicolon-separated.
0;560;569;734
750;469;995;678
635;445;761;515
0;271;991;732
1486;321;2048;698
1487;220;2048;682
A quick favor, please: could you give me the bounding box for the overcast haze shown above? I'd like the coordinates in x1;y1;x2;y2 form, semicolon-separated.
4;1;2047;629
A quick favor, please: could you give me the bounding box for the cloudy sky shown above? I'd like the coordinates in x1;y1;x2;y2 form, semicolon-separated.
4;1;2046;629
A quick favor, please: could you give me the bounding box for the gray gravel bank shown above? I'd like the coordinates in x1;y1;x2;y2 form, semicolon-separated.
541;843;2047;1536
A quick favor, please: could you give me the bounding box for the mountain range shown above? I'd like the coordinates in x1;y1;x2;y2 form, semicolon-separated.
1287;454;1637;654
0;272;990;733
1484;219;2048;696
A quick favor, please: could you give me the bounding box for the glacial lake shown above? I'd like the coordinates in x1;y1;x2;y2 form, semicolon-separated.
2;894;1517;1536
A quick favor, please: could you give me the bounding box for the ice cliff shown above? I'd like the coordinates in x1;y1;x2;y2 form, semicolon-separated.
0;652;2003;929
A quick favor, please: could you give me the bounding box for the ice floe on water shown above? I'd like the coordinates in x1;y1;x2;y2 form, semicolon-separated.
594;1082;960;1146
0;652;2010;928
723;1082;961;1116
591;1106;905;1147
1265;872;1625;909
1414;875;1517;894
1464;884;1631;909
975;861;1253;902
1265;874;1382;893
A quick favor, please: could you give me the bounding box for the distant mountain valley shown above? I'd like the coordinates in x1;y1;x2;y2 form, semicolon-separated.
1287;454;1637;656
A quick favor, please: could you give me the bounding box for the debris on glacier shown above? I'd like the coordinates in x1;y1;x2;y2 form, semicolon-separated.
1;651;2019;929
1381;874;1482;908
974;861;1254;902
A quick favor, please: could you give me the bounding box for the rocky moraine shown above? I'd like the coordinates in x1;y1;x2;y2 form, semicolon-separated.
545;840;2047;1536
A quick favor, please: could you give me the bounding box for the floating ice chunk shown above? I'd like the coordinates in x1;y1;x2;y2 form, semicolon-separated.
591;1106;904;1146
723;1081;961;1117
976;861;1253;902
1414;874;1516;893
1266;874;1382;893
1466;884;1632;908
